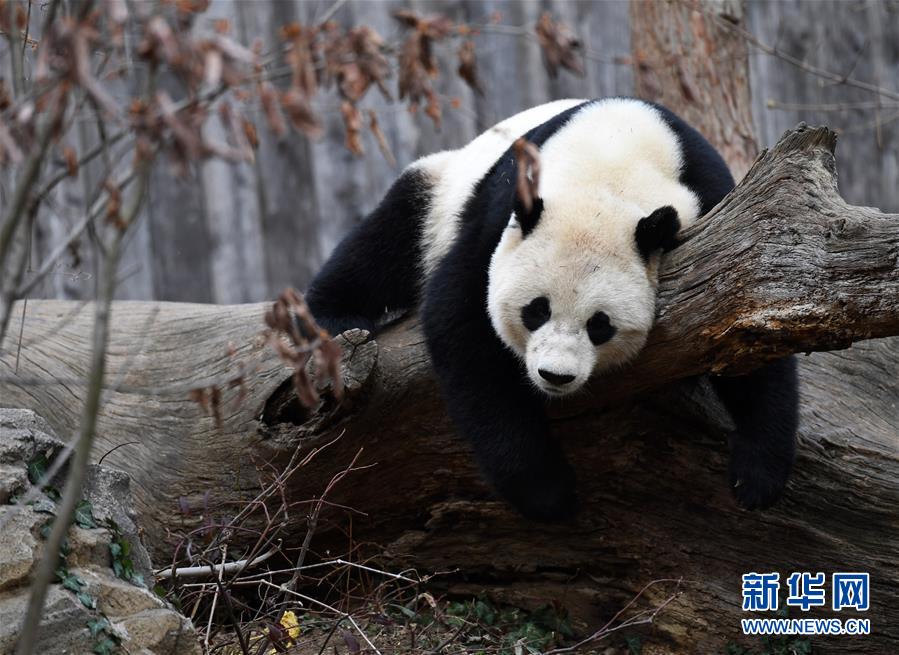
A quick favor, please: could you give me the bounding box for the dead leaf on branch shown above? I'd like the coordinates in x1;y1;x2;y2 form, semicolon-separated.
535;12;584;79
264;288;343;409
394;9;454;127
457;39;482;95
368;110;396;168
341;101;364;156
513;137;541;214
281;88;322;139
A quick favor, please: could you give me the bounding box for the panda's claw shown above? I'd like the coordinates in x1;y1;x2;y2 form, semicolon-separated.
728;449;792;511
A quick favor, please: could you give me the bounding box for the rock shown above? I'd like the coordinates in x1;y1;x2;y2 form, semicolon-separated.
0;408;200;654
115;608;201;655
0;586;95;654
0;408;65;504
83;464;154;583
0;506;41;592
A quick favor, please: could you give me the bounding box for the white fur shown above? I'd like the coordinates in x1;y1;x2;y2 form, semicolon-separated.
416;99;587;278
486;98;702;395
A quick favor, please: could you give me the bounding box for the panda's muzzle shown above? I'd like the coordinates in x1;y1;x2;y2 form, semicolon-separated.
538;369;576;386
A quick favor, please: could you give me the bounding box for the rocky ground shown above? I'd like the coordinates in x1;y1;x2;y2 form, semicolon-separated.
0;408;199;655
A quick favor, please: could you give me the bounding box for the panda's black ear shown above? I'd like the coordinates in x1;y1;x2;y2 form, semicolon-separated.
635;205;681;262
514;196;544;237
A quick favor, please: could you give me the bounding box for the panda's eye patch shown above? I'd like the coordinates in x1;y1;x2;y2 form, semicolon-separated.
521;296;551;331
587;311;617;345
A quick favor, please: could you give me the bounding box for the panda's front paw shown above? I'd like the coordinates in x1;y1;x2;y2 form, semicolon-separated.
728;441;792;510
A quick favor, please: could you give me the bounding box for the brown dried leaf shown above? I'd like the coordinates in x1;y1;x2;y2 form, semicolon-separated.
368;110;395;168
391;9;420;29
457;39;482;95
103;178;123;228
513;138;541;213
265;288;343;410
282;22;319;98
394;10;453;120
259;82;287;138
281;88;322;138
424;90;441;129
14;2;26;30
535;12;584;79
157;90;205;161
242;118;258;149
341;101;363;156
62;146;79;178
0;79;10;111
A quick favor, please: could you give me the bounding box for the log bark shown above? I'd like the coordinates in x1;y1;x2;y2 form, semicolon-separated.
2;123;899;652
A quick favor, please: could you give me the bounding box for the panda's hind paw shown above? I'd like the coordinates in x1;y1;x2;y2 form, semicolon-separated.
729;455;791;511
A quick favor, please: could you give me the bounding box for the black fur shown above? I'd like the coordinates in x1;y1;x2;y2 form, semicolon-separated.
635;205;681;262
649;104;800;510
712;357;799;509
521;296;551;332
305;168;432;336
305;98;799;519
420;102;591;521
649;102;736;215
514;196;544;237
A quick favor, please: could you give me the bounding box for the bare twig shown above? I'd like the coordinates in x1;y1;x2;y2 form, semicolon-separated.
156;546;279;580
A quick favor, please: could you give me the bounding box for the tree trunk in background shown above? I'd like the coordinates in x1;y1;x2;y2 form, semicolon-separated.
630;0;758;179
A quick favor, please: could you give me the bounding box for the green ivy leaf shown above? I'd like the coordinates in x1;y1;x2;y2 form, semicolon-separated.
60;572;84;593
74;500;97;529
76;590;97;609
625;635;643;655
92;636;119;655
86;618;109;638
27;453;49;485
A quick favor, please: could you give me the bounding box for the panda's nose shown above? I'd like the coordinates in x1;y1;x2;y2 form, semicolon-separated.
538;369;575;386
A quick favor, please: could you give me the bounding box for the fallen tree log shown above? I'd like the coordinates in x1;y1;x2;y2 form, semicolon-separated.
2;125;899;653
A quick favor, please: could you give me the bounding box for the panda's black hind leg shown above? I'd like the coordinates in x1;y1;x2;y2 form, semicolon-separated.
710;356;799;510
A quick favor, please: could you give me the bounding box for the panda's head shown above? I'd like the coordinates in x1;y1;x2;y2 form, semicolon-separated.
487;189;681;397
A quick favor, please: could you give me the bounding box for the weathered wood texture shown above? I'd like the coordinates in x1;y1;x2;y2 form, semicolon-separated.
3;123;899;652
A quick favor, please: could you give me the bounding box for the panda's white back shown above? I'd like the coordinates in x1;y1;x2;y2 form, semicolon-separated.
411;97;702;281
415;98;587;278
537;98;701;246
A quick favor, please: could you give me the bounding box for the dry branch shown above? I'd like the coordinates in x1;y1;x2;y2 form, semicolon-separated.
2;124;899;652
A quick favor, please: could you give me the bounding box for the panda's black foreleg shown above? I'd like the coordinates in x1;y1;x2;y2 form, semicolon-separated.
421;273;577;522
710;356;799;510
305;168;431;336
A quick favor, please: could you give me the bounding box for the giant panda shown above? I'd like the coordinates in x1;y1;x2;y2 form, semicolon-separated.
306;97;799;521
